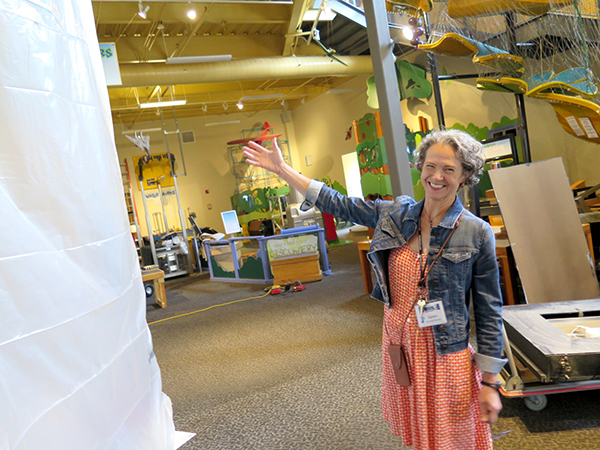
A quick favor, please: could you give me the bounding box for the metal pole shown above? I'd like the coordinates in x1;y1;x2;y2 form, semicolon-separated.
362;0;414;198
159;106;193;273
139;179;158;266
157;183;170;232
506;12;532;163
424;13;445;129
170;174;193;272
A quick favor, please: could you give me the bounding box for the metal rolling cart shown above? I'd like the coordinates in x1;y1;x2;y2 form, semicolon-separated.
499;299;600;411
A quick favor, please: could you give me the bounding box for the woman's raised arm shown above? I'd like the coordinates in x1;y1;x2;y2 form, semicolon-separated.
243;138;311;196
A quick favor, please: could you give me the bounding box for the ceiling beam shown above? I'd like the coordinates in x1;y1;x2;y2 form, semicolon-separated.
282;0;312;56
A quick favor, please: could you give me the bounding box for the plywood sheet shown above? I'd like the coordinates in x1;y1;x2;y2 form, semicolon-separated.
489;158;599;303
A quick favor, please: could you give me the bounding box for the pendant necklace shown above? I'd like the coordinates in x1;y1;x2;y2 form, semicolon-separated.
423;207;445;228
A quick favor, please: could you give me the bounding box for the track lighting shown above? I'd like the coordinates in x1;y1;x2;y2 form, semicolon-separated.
236;100;244;110
187;2;196;19
139;100;187;109
223;102;229;111
137;0;149;19
201;103;208;112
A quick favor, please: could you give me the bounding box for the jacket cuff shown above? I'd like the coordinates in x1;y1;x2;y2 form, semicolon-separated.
300;180;324;211
474;352;508;374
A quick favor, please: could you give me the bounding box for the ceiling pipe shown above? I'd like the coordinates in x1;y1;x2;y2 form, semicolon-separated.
117;56;373;88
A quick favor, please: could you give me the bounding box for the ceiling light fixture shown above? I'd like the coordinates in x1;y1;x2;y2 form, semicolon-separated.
241;93;284;101
137;0;150;19
236;100;244;110
205;120;241;127
139;100;187;109
122;127;162;135
223;102;229;111
166;55;232;64
201;103;208;112
187;2;197;20
326;88;364;94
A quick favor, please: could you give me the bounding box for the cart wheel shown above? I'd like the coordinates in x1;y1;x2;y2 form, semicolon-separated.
145;284;154;298
524;394;547;411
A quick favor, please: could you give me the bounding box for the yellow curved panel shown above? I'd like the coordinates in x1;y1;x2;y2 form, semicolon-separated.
385;0;432;13
448;0;576;19
477;77;527;94
535;93;600;144
527;81;597;99
473;52;524;76
418;32;477;57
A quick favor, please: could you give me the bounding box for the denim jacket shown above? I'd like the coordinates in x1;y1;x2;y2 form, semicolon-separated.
303;180;507;374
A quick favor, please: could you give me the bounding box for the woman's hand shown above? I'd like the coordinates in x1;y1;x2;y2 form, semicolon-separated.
242;138;286;175
479;385;502;424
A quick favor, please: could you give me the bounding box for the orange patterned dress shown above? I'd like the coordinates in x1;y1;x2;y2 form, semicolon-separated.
381;244;493;450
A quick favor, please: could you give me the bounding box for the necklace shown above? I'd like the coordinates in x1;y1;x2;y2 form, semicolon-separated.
422;207;446;228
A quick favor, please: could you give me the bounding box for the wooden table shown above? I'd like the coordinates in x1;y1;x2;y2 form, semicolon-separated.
142;268;167;308
357;240;373;294
358;238;520;305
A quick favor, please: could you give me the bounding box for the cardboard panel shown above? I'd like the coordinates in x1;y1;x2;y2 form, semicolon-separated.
489;158;599;303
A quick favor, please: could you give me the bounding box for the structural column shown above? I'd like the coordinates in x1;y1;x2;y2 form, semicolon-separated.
362;0;414;198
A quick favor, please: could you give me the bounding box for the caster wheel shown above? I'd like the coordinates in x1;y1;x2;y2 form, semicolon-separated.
145;284;154;298
524;394;547;411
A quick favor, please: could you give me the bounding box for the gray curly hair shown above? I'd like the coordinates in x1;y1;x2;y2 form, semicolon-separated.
414;129;485;186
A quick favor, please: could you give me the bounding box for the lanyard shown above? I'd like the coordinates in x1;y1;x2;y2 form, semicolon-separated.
417;209;467;292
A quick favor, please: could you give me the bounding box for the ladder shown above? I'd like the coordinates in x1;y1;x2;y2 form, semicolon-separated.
120;159;143;250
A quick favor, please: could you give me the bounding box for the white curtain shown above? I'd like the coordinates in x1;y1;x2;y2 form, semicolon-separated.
0;1;175;448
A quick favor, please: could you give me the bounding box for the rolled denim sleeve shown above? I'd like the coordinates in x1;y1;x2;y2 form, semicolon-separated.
472;223;508;373
299;180;324;211
302;181;390;230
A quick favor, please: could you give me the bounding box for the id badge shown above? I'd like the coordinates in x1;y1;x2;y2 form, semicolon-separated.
414;300;447;328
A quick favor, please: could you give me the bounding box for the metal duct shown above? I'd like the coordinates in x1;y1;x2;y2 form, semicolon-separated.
118;56;374;88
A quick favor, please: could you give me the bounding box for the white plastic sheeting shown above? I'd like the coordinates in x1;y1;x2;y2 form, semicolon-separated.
0;1;175;449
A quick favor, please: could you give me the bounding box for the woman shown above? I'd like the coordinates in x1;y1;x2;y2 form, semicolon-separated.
243;129;506;450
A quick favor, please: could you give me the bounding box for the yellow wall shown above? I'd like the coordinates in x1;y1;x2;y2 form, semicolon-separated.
115;57;600;238
115;110;296;237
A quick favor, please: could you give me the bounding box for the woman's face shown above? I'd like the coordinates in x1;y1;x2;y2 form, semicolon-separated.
420;143;467;204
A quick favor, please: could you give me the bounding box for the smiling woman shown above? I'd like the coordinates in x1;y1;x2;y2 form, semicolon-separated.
242;130;506;450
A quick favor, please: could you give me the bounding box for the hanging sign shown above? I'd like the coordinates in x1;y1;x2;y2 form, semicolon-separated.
100;43;122;86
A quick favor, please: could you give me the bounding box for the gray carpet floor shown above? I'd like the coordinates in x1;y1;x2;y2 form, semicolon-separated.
147;228;600;450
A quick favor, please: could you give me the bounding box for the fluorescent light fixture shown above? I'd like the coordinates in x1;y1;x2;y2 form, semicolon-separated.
139;100;187;108
167;55;232;64
241;93;284;101
236;100;244;110
303;9;336;21
326;88;364;94
205;120;241;127
137;1;149;19
122;127;162;135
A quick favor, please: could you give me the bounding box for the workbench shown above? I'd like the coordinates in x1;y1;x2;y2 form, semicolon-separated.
142;268;167;308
